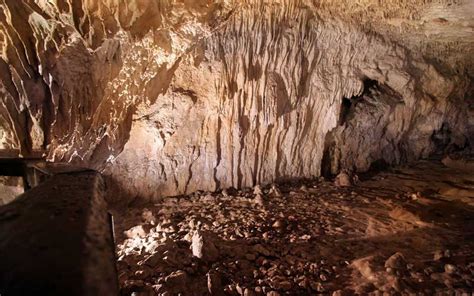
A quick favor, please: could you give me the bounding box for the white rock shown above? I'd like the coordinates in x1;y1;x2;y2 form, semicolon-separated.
253;185;263;195
191;230;219;262
269;185;282;197
124;225;146;239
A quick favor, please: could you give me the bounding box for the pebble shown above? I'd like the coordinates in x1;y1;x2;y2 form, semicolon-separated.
269;184;282;197
201;194;216;202
124;225;146;239
445;264;457;274
236;284;244;295
254;194;265;206
434;250;444;261
141;209;156;225
385;252;406;270
334;172;352;187
254;185;263;195
272;220;283;228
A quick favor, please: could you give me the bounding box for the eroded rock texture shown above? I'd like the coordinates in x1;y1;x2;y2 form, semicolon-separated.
0;0;473;201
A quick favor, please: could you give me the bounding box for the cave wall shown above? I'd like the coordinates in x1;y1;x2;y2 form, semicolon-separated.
0;0;472;202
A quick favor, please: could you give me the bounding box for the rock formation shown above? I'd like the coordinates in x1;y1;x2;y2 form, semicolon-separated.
1;0;473;202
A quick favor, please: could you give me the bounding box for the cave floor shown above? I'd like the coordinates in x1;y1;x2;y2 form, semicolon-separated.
114;160;474;295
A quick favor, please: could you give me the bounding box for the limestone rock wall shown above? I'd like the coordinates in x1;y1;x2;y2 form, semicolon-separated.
0;0;472;202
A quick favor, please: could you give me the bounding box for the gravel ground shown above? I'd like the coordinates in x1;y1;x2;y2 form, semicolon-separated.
114;160;474;295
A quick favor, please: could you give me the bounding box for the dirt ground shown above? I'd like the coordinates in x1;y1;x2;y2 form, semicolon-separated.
114;160;474;295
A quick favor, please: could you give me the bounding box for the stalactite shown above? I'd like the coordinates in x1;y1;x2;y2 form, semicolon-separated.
0;0;472;202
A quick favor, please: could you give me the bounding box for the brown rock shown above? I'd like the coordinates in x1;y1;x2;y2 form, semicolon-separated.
254;185;264;195
191;230;219;262
254;194;265;206
385;252;406;270
272;220;284;229
207;271;224;295
444;264;457;274
334;172;352;187
434;250;444;261
141;209;156;225
124;225;147;239
269;185;282;197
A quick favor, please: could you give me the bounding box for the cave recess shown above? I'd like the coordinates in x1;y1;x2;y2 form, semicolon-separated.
0;0;473;202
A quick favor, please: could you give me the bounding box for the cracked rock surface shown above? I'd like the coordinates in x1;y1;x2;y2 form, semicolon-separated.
114;160;474;295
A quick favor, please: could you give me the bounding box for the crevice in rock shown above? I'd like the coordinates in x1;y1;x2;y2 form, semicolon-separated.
338;97;352;126
339;79;379;126
172;87;199;104
320;129;337;178
431;123;453;155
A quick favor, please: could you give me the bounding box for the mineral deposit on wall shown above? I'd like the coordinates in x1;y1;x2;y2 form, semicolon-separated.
0;0;472;202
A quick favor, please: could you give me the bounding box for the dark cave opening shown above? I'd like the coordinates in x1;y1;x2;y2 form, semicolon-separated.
320;131;336;178
338;79;378;126
322;78;381;177
338;97;352;126
431;123;453;155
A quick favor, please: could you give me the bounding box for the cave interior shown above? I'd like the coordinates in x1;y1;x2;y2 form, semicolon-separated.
0;0;473;295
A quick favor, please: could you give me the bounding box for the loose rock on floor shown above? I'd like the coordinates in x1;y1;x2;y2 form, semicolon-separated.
114;160;474;295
